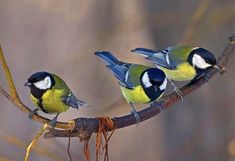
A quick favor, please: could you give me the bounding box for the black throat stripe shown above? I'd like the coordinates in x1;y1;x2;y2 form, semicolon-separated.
37;98;48;113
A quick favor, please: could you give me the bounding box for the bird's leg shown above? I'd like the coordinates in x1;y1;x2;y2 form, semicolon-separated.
28;109;39;119
168;79;183;100
151;100;164;112
129;102;140;126
50;113;60;128
202;72;210;82
190;72;210;84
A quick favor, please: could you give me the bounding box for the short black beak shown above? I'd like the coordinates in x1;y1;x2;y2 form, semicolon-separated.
213;65;221;71
24;82;31;86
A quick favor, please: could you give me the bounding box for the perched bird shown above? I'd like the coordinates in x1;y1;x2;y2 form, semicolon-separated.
95;51;167;123
25;72;88;127
131;46;221;95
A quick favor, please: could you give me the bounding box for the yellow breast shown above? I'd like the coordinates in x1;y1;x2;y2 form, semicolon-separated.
159;63;196;81
30;89;69;114
120;85;150;103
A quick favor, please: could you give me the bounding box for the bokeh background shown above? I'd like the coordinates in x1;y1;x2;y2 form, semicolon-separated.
0;0;235;161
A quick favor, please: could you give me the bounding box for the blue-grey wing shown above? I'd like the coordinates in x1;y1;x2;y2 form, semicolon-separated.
132;47;177;69
95;51;134;89
62;92;88;109
107;64;134;89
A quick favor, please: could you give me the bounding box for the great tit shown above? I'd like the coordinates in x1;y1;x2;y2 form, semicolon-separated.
95;51;167;123
25;72;88;127
131;46;221;95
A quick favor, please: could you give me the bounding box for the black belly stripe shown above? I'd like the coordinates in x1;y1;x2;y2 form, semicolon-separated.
37;98;48;113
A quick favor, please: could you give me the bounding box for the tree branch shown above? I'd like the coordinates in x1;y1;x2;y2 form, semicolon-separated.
43;35;235;140
1;35;235;141
0;45;19;98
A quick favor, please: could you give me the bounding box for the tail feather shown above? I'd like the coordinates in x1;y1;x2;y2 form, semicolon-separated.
95;51;133;88
131;48;157;57
62;93;89;109
131;47;175;69
76;99;89;108
95;51;120;66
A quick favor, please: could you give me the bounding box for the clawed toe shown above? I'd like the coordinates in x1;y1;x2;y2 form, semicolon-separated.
168;79;183;100
131;109;140;125
175;88;184;100
49;113;60;129
129;102;141;126
203;73;210;82
49;120;56;128
151;101;164;111
28;109;38;119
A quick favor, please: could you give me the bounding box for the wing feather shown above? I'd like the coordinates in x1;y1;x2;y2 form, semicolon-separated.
95;51;134;89
62;92;88;109
132;47;176;69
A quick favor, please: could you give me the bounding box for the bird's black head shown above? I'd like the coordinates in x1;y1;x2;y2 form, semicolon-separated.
140;68;167;102
188;47;217;70
25;71;55;99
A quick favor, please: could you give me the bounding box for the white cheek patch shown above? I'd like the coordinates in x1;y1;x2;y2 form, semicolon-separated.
125;70;129;82
192;54;211;69
166;53;170;65
34;76;52;90
142;72;152;88
159;78;167;91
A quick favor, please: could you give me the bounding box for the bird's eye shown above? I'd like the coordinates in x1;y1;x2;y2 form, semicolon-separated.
205;59;210;63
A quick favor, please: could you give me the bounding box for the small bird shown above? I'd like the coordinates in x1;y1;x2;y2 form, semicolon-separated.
95;51;167;123
25;71;88;127
131;46;221;95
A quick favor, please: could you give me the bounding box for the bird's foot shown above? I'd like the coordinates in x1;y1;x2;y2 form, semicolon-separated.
49;119;57;129
174;87;184;100
169;80;183;100
131;109;140;126
28;109;38;119
151;101;164;112
203;72;210;82
49;113;59;129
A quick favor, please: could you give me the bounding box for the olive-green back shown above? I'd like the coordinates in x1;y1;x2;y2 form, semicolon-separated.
51;74;70;95
126;65;150;86
169;45;195;65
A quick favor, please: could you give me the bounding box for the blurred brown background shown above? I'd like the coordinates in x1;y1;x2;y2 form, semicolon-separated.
0;0;235;161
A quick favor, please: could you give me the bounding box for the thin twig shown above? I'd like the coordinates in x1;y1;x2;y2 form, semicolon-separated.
0;86;11;101
24;124;48;161
0;44;19;99
0;131;64;161
67;137;72;161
